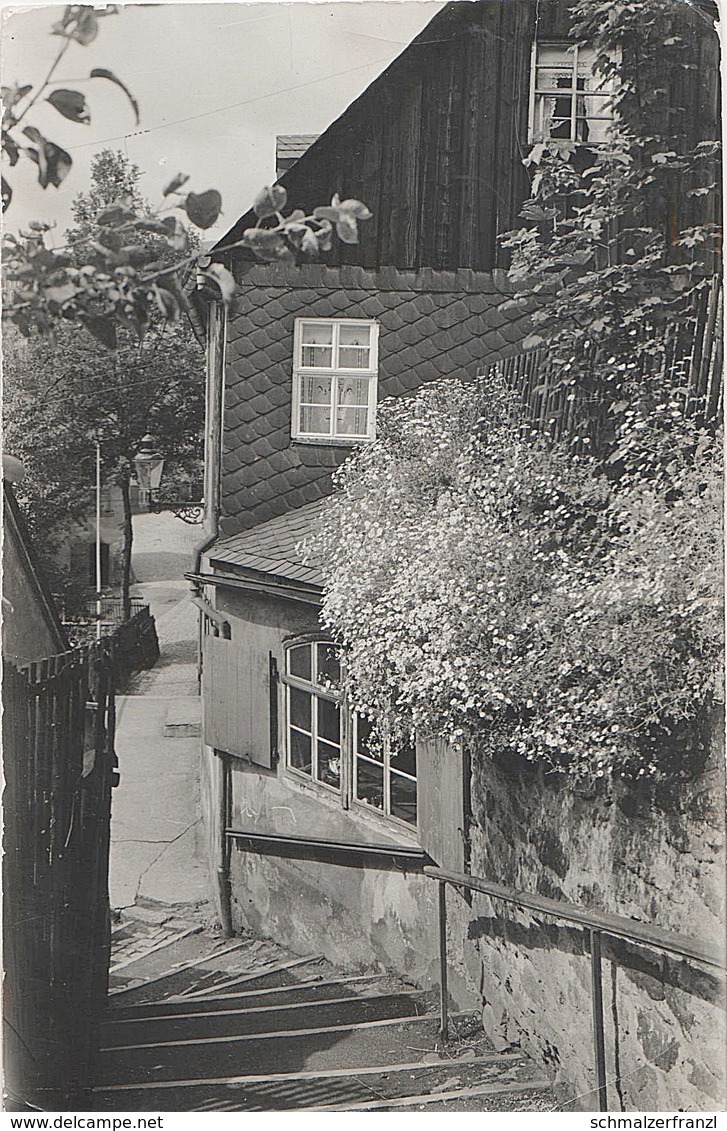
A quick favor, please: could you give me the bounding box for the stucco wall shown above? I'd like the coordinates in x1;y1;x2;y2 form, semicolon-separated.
201;585;474;1000
2;508;65;666
460;740;726;1111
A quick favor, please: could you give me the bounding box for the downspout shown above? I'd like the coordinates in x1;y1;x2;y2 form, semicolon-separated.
219;752;233;937
191;296;226;595
190;294;233;935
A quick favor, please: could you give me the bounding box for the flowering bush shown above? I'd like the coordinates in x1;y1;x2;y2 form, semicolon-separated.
307;380;722;782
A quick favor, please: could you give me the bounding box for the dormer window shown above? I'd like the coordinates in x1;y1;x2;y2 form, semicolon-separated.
292;318;379;443
529;42;615;145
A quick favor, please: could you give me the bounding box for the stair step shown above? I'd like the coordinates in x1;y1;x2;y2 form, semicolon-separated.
102;990;432;1047
95;1012;469;1087
314;1077;553;1112
106;974;394;1020
89;1054;543;1112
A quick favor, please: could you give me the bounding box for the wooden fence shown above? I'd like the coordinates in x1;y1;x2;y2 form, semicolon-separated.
481;276;723;456
2;641;117;1109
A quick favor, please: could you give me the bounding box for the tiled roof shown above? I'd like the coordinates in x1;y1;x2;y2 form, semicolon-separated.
220;263;536;535
210;497;329;587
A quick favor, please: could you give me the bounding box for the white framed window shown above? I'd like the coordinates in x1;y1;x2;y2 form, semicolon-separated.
282;637;417;830
292;318;379;443
529;42;616;145
354;714;417;827
285;639;343;793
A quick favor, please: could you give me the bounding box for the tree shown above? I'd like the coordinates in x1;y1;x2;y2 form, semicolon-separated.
4;315;205;620
2;7;372;346
2;4;373;623
4;150;206;620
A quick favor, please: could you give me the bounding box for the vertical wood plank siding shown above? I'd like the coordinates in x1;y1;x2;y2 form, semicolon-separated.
218;1;718;276
2;644;116;1107
221;1;538;272
482;277;723;454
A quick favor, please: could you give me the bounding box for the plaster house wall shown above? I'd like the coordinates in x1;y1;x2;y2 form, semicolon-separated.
451;739;727;1111
2;484;67;667
199;584;477;1000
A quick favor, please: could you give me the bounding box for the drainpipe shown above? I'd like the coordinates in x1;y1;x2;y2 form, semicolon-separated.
191;297;226;593
191;295;233;934
218;752;233;937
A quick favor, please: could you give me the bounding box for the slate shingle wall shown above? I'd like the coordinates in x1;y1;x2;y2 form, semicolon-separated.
222;263;533;536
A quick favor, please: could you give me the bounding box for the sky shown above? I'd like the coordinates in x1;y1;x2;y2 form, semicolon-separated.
1;0;444;243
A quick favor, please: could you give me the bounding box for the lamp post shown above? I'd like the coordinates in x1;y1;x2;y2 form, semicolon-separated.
133;434;165;505
95;438;102;641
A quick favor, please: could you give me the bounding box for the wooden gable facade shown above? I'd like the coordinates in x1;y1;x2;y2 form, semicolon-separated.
205;0;720;540
215;0;719;274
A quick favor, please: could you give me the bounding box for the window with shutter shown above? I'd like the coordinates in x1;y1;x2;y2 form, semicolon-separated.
202;634;273;768
416;736;466;871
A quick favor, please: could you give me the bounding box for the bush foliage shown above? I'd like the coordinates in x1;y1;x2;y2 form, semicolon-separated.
308;378;722;783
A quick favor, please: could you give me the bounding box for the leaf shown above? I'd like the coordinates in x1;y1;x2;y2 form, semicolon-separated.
152;284;179;321
44;281;78;305
241;227;295;263
53;7;99;45
90;68;140;125
2;176;11;212
2;131;18;166
81;315;117;349
202;262;235;304
183;189;222;230
163;172;190;197
114;244;153;267
21;127;72;189
253;184;287;219
134;217;171;236
161;215;189;252
1;84;32;111
96;199;137;226
46;89;90;124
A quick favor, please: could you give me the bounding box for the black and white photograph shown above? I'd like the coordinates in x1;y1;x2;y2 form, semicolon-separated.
1;0;724;1119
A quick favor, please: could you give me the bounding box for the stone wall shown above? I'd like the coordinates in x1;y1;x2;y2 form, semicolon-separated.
460;736;726;1111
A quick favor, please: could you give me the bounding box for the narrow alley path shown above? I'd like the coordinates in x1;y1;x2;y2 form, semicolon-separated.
108;511;208;914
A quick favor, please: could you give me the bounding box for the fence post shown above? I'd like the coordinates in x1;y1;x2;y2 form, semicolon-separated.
590;928;608;1111
438;880;449;1043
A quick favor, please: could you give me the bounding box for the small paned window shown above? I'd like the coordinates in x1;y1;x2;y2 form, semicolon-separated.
292;319;379;443
354;714;417;827
283;638;417;830
285;641;342;791
529;42;615;145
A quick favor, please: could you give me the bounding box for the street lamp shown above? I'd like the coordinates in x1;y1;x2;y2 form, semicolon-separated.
133;434;165;506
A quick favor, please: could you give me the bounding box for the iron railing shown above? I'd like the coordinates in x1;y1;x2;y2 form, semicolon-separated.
223;825;724;1110
424;865;726;1112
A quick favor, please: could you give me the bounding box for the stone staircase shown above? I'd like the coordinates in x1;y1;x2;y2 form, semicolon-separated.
90;911;554;1112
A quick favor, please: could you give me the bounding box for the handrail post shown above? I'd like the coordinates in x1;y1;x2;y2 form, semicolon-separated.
590;928;608;1111
438;880;449;1043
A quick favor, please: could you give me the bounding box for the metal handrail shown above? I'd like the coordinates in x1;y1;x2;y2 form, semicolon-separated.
424;865;726;1112
227;826;426;864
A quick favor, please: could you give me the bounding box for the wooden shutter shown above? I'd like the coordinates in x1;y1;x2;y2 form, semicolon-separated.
202;634;272;768
416;736;466;871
